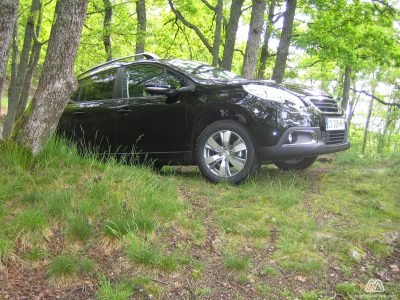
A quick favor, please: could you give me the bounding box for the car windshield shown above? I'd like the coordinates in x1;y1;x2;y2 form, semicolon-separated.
165;59;243;81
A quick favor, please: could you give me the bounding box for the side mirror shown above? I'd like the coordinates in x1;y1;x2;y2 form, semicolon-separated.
177;85;195;93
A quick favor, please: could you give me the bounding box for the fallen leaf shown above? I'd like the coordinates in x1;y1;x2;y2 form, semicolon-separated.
296;275;306;283
390;264;399;272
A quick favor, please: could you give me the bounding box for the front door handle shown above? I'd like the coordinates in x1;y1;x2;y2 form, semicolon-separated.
117;108;131;113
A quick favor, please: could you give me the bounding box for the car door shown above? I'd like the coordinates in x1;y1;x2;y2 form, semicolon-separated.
61;69;119;153
114;63;188;154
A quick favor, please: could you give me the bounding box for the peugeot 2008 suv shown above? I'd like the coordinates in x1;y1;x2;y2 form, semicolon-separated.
58;53;350;184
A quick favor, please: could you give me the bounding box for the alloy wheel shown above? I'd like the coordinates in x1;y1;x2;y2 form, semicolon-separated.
203;130;247;177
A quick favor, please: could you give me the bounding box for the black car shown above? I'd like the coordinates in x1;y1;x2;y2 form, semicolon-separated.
58;53;350;183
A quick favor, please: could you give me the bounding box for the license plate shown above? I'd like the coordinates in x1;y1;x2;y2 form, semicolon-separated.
326;117;346;131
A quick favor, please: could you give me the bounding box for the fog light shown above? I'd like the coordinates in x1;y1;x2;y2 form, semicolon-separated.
288;132;297;144
311;131;317;142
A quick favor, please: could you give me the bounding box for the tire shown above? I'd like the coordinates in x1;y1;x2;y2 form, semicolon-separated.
274;156;318;171
195;120;259;184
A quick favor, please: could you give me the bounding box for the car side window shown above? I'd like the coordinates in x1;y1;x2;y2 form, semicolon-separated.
123;64;186;98
79;70;116;101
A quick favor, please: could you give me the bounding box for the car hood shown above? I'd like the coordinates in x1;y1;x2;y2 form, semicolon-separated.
279;82;332;98
198;79;331;98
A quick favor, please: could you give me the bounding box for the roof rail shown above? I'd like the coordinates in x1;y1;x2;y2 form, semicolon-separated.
78;52;160;79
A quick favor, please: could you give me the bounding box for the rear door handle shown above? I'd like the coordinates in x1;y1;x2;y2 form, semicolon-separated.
72;111;85;115
117;108;131;113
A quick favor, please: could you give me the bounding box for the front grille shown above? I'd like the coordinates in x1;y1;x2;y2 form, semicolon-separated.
321;130;346;145
308;97;340;113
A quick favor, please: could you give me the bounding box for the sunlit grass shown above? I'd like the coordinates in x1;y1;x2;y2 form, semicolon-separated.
1;135;399;298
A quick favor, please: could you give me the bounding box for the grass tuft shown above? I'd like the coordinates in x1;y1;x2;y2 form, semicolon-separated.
49;254;96;279
223;253;250;271
66;217;93;242
15;209;48;231
126;237;178;272
49;254;76;278
97;277;132;300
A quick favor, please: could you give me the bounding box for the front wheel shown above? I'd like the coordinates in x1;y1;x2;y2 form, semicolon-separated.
195;120;259;184
274;156;318;171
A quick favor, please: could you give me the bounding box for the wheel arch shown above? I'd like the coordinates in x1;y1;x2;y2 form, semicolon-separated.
190;106;257;152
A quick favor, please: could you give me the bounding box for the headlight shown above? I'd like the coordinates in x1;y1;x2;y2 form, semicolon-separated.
243;84;304;107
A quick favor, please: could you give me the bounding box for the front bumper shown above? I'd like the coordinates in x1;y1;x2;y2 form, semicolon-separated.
258;127;350;162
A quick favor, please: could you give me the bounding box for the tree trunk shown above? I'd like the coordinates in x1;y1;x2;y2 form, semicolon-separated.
13;0;89;154
341;65;352;111
0;0;19;116
15;4;44;119
103;0;113;61
212;0;223;67
6;21;19;118
135;0;146;55
15;42;42;120
271;0;297;83
347;80;359;125
258;0;275;79
361;97;374;155
242;0;266;79
4;0;41;139
377;91;396;153
222;0;244;71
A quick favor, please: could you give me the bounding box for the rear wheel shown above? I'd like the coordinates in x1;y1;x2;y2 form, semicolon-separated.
195;120;258;184
274;156;317;171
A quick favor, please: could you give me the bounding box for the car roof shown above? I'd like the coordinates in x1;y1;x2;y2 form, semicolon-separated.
77;55;249;85
77;52;160;80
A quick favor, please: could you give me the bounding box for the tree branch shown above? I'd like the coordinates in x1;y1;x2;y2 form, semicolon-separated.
300;59;321;68
199;0;216;12
351;88;400;108
168;0;213;54
372;0;397;15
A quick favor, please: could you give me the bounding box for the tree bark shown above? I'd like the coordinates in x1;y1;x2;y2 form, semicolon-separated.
212;0;223;67
347;81;360;125
15;41;43;120
242;0;266;79
135;0;146;55
377;91;397;153
258;0;275;79
271;0;297;83
6;21;19;118
341;65;352;111
222;0;244;71
0;0;19;116
4;0;41;139
15;3;44;119
13;0;89;154
103;0;113;61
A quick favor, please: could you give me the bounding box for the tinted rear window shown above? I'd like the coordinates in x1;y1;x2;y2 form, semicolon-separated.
79;70;116;101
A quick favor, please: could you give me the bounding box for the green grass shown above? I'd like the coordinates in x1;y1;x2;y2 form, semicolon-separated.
65;216;93;242
97;278;132;300
49;254;96;279
15;208;48;231
126;237;178;272
49;254;77;278
1;136;399;298
223;253;250;271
